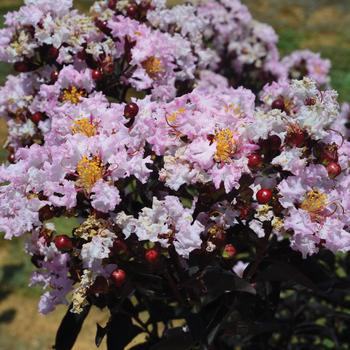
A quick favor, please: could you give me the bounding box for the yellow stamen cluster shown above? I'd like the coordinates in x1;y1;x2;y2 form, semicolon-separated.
61;86;87;104
10;31;32;55
71;118;97;137
167;107;186;124
77;156;103;192
224;103;241;115
300;189;327;214
208;224;223;236
214;129;237;163
74;215;106;240
284;98;294;113
142;57;163;78
272;217;284;232
256;205;274;222
71;270;92;314
26;193;38;200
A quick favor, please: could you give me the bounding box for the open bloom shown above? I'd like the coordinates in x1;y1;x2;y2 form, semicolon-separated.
116;196;204;258
278;165;350;257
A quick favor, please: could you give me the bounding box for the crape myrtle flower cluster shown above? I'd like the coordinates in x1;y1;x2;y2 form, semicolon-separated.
0;0;350;345
0;0;334;153
281;49;331;87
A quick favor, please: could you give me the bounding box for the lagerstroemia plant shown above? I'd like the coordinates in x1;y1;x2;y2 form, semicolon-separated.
0;0;350;349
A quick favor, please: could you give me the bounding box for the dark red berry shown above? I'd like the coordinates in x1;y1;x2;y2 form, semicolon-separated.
7;153;16;164
222;244;236;259
326;162;341;179
126;4;138;18
248;153;262;169
239;207;251;220
260;135;281;152
14;61;31;73
108;0;117;9
111;239;128;255
47;46;59;61
50;70;59;82
145;249;159;263
124;102;139;118
286;130;305;147
256;188;273;204
140;0;152;10
111;269;126;287
30;112;44;124
95;19;111;35
54;235;73;251
321;144;338;164
271;98;285;111
91;69;103;81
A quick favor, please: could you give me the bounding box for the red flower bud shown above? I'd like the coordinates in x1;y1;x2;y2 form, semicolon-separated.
256;189;273;204
271;98;285;112
326;162;341;179
91;69;103;81
108;0;117;10
54;235;73;251
321;144;339;164
47;46;59;61
111;239;128;256
222;244;237;259
30;112;44;124
126;4;138;18
124;102;139;118
145;249;159;263
111;268;126;287
248;153;262;169
50;70;59;82
7;153;16;164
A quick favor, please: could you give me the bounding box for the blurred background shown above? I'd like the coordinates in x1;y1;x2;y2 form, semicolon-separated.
0;0;349;349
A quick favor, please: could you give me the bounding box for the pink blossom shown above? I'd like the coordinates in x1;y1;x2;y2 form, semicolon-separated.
91;180;121;213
